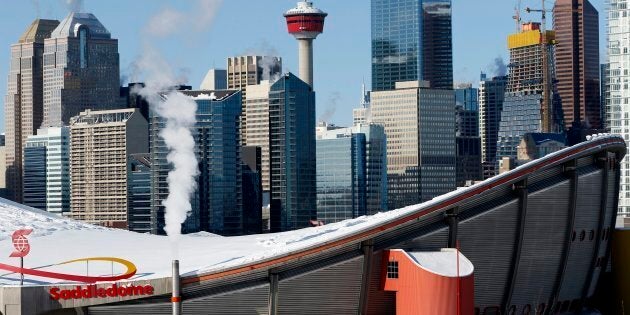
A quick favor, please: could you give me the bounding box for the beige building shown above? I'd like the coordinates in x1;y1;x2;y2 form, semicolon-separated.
227;55;281;144
244;81;271;192
371;81;456;210
68;109;147;226
5;19;59;202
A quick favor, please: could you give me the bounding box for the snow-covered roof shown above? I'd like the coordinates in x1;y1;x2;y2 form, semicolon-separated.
284;1;327;16
0;134;624;286
407;249;474;277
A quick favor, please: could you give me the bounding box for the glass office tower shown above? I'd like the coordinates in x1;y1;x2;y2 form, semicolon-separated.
317;133;367;224
371;0;453;91
269;73;316;232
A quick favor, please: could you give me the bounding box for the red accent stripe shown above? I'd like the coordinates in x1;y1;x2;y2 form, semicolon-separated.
0;263;136;283
171;296;182;302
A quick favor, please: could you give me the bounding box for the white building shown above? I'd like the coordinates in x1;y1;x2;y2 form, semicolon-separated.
606;0;630;225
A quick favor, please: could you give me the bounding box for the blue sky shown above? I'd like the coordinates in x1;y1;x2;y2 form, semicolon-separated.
0;0;607;132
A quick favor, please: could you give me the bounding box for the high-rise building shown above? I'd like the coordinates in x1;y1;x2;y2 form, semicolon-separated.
68;109;148;226
316;123;387;223
601;63;609;130
23;141;47;210
5;19;59;203
42;13;122;128
227;55;281;144
606;0;630;221
150;90;244;236
200;68;227;90
23;127;69;214
284;1;328;88
0;135;6;198
128;153;151;233
243;81;271;192
371;81;455;209
553;0;601;130
353;83;371;125
269;73;316;231
478;73;508;179
371;0;453;91
496;23;562;162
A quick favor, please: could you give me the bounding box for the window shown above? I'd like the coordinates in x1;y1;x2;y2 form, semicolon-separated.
386;260;399;279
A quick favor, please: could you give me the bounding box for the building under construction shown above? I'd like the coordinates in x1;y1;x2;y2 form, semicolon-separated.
496;22;564;162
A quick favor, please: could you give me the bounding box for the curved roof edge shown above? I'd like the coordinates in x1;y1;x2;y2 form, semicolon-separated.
183;135;626;284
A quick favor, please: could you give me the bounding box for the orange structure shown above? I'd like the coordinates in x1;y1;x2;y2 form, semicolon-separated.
382;249;474;315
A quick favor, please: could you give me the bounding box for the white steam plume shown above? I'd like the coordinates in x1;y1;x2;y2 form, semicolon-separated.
145;0;222;38
135;0;223;243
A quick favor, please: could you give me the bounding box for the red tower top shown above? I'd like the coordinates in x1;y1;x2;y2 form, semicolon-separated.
284;1;328;40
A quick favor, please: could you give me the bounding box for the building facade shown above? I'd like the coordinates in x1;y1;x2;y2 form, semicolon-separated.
606;0;630;220
22;127;69;214
497;23;562;162
200;68;227;90
269;73;316;231
5;19;59;203
371;0;453;91
243;81;272;192
478;73;508;179
150;90;245;236
68;109;148;226
371;81;455;210
316;123;387;224
553;0;601;130
128;153;151;233
353;83;371;125
227;55;281;144
42;13;122;128
23;142;47;210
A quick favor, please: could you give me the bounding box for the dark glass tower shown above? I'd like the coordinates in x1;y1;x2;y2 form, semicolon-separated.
371;0;453;91
553;0;601;130
269;73;316;232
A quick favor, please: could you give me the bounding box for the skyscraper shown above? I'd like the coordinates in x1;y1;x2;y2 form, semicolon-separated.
23;127;70;214
371;81;455;209
5;19;59;203
227;55;281;144
316;123;387;223
150;90;244;236
42;12;122;128
68;109;148;226
496;22;562;162
606;0;630;222
269;73;316;231
23;141;47;210
455;86;481;186
353;83;371;125
478;73;508;179
371;0;453;91
553;0;601;130
243;81;272;192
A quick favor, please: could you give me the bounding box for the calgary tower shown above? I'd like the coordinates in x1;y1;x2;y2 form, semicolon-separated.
284;1;327;88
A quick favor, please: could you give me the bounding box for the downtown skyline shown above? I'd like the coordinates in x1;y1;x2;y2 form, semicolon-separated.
0;0;608;133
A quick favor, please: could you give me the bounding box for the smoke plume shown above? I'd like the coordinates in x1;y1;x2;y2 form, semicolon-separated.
241;41;283;82
65;0;83;12
488;56;508;77
319;91;341;123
